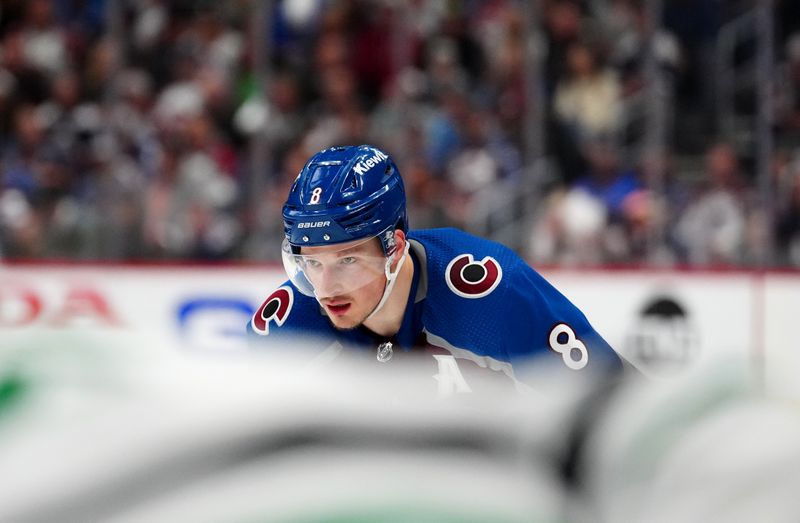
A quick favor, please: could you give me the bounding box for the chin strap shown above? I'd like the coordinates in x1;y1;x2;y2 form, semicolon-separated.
366;240;410;320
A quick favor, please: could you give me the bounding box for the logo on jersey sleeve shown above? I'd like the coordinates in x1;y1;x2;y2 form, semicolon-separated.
251;286;294;335
445;254;503;298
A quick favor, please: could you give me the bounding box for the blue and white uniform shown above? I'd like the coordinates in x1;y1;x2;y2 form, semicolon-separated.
248;227;623;384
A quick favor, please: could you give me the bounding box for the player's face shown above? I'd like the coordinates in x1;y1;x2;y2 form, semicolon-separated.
300;238;387;329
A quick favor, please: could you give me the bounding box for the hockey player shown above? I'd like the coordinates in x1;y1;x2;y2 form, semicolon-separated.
248;145;626;391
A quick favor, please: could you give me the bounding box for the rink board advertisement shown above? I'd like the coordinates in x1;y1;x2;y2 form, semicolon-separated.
542;269;757;379
762;275;800;398
0;265;284;353
0;264;795;387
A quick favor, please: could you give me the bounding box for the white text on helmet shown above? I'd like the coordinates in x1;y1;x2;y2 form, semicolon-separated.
297;221;331;228
352;150;388;175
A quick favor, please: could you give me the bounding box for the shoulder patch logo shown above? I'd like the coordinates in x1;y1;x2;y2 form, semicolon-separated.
445;254;503;298
251;286;294;335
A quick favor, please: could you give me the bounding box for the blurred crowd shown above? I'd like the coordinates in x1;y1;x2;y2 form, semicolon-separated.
1;0;800;266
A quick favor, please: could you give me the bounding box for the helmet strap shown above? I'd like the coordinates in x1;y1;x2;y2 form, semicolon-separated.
366;239;410;320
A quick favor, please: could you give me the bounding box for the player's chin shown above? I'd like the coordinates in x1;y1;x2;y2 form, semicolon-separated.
326;307;368;330
329;315;362;330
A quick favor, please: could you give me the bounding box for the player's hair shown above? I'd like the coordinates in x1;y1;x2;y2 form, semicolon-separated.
282;145;408;255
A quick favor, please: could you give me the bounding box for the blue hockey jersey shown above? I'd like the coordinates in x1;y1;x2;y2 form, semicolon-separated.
248;228;623;385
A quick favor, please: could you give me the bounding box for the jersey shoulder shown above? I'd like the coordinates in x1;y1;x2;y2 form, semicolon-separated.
408;227;524;287
409;227;528;293
408;228;621;373
408;228;531;353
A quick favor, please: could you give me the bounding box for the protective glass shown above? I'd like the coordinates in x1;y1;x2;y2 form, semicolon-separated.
282;237;390;298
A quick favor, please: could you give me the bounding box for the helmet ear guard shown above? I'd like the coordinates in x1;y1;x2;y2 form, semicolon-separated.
365;235;411;320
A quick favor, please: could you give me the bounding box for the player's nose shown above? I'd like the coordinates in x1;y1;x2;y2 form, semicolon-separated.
313;265;345;298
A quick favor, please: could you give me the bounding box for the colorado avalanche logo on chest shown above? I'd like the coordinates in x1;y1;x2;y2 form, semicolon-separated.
252;286;294;335
445;254;503;298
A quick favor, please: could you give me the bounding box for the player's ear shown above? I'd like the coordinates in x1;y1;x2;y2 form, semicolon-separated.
390;229;407;267
394;229;407;251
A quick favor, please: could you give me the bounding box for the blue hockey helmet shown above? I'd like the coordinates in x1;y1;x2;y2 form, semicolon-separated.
282;144;408;255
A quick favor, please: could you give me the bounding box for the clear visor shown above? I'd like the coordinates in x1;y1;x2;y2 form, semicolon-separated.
282;237;390;298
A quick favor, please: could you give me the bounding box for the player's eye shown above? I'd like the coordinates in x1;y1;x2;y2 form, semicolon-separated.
340;256;357;265
305;258;322;268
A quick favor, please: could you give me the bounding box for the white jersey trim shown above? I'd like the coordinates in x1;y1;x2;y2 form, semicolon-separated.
422;329;534;394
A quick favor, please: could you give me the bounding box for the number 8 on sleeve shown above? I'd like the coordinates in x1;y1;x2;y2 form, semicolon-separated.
549;323;589;370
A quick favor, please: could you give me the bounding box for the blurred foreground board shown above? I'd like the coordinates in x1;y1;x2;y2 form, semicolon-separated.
0;332;569;523
1;331;800;523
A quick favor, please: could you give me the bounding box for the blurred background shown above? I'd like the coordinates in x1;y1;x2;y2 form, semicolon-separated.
0;0;799;267
2;2;800;522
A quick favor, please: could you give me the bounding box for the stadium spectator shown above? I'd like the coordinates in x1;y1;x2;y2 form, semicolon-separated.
775;154;800;266
661;0;719;147
442;101;522;229
1;29;49;104
68;107;148;260
471;0;526;141
18;0;70;78
142;111;240;260
573;138;641;220
242;140;313;261
528;137;646;265
553;40;622;150
572;137;645;260
673;143;748;266
775;33;800;149
607;0;683;97
542;0;585;95
233;69;307;160
527;186;609;266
